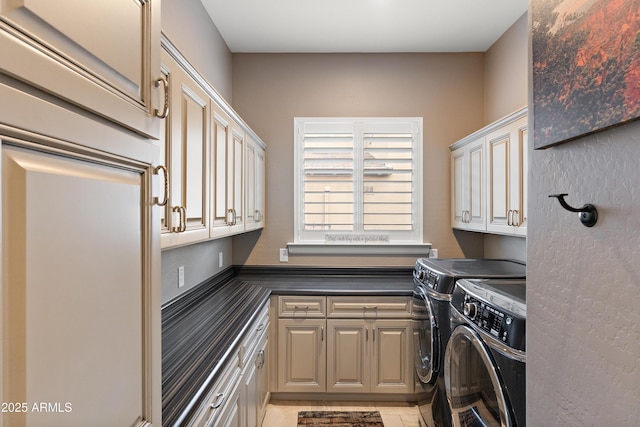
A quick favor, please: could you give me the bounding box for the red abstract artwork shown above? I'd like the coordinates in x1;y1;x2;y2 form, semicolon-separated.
532;0;640;148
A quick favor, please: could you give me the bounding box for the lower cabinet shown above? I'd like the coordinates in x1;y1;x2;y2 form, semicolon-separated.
275;295;413;396
191;302;269;427
327;319;413;394
277;318;327;393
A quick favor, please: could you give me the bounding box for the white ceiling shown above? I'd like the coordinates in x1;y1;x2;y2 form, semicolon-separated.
199;0;528;53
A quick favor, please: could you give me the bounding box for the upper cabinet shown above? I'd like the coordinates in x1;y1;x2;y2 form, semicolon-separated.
158;37;266;249
0;0;162;139
450;108;527;237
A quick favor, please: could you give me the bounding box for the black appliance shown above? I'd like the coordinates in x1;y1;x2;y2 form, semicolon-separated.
413;258;526;427
445;278;527;427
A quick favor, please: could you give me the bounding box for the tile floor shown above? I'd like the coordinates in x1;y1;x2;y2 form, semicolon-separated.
262;400;420;427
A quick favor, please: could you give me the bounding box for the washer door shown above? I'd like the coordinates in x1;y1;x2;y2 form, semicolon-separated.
413;285;439;384
444;326;511;427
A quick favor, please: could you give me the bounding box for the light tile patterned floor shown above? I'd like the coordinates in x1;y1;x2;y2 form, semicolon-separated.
262;400;420;427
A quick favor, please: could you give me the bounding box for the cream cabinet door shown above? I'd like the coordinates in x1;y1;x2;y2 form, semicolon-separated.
277;319;326;393
159;49;210;248
256;335;269;427
245;135;266;232
327;320;370;393
371;320;413;394
211;109;245;237
487;115;527;236
0;0;162;138
1;141;160;426
451;138;485;231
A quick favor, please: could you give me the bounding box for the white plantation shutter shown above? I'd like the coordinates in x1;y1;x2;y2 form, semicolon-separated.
295;118;423;244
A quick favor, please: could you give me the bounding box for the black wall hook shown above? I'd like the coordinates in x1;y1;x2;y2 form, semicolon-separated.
549;193;598;227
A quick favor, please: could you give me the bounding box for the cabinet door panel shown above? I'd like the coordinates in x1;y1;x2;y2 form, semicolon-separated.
488;133;511;233
277;319;326;392
451;149;466;228
514;123;528;235
467;143;485;230
327;320;369;392
371;320;412;393
0;0;160;138
160;50;209;248
2;143;156;426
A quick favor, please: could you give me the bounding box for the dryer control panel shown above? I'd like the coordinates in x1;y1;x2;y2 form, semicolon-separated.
451;280;526;352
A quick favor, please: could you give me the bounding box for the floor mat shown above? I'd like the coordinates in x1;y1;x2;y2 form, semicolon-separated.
297;411;384;427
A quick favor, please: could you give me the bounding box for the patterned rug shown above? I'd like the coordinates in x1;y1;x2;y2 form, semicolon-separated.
297;411;384;427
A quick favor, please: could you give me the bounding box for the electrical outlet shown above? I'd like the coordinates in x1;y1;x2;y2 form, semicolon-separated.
429;248;438;258
178;266;185;288
218;252;224;268
279;248;289;263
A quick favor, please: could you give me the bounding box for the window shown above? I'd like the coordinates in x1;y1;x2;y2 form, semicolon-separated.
294;117;423;247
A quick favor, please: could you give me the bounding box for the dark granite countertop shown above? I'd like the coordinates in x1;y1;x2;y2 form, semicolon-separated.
235;266;414;296
161;266;414;425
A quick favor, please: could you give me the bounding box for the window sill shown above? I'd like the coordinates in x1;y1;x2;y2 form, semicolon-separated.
286;242;432;256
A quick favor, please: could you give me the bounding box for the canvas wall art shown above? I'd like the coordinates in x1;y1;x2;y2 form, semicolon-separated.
531;0;640;149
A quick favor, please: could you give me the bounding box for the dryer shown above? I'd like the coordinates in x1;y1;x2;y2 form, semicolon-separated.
444;278;526;427
412;259;526;427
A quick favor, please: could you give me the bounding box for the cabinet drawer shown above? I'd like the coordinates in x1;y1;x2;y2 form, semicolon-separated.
278;296;326;318
191;356;241;427
239;302;269;368
327;296;412;318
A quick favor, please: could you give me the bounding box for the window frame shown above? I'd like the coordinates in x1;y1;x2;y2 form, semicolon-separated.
293;117;425;252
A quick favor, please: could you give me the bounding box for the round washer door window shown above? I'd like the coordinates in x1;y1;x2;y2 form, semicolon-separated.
444;325;511;427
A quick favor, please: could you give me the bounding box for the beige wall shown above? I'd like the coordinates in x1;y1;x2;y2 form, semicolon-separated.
231;53;487;266
161;0;233;100
484;13;528;124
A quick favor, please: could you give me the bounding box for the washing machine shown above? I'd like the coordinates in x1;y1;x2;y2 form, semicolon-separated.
444;278;526;427
412;259;526;427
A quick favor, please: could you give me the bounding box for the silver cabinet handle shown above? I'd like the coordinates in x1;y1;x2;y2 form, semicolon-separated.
294;305;309;311
152;165;169;206
256;323;265;331
321;326;324;341
154;77;169;119
372;328;376;342
507;209;513;226
210;393;225;409
255;209;262;222
363;306;378;311
226;208;238;226
514;210;520;226
256;349;265;368
366;328;369;341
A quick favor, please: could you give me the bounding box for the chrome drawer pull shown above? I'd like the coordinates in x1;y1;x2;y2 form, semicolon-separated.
294;305;309;310
210;393;225;409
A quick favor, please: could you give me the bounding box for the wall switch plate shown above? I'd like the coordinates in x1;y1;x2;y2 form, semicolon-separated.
178;266;185;288
429;249;438;258
279;248;289;263
218;252;224;268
